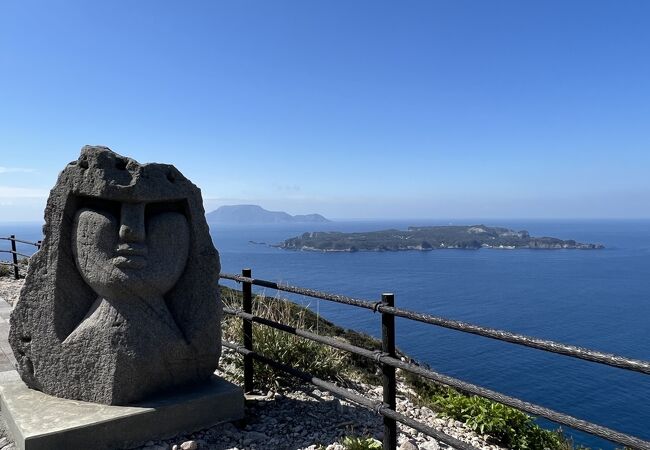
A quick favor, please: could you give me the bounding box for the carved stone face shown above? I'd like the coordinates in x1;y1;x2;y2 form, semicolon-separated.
10;146;222;405
72;201;190;300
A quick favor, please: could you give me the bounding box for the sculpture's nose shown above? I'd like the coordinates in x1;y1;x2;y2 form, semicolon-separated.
119;203;146;243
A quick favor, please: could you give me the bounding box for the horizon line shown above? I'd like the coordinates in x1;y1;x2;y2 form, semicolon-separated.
3;217;650;225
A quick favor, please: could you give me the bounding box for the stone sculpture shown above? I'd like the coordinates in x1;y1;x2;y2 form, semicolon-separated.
9;146;222;405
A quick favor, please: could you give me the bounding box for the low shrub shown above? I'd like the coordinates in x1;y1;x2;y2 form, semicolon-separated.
221;287;348;390
432;389;585;450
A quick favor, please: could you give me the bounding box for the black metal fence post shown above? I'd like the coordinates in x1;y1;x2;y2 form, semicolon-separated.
242;268;254;393
381;292;397;450
10;235;19;280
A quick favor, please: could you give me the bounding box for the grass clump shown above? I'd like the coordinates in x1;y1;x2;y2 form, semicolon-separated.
340;435;382;450
220;286;348;389
0;264;11;277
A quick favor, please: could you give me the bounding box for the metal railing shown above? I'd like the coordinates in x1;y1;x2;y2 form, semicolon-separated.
0;236;41;279
221;269;650;450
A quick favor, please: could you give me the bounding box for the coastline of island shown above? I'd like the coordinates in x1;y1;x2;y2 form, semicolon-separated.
277;225;604;252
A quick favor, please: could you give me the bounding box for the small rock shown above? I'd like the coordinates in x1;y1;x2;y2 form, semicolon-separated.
180;441;198;450
399;440;419;450
325;445;345;450
246;431;268;442
329;398;342;412
420;441;440;450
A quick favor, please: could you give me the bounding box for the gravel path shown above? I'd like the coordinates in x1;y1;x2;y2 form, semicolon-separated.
0;277;504;450
130;361;505;450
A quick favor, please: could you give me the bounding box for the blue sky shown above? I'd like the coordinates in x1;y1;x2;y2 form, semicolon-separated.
1;1;649;221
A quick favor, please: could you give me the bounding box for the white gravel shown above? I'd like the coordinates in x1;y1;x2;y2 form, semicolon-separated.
129;354;505;450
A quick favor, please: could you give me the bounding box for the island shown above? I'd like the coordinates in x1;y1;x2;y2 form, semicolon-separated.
278;225;604;252
206;205;330;224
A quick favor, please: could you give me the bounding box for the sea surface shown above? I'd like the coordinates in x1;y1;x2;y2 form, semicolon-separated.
2;219;649;449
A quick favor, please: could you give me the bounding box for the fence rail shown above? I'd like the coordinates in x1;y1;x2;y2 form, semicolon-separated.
0;236;40;279
220;273;649;375
221;270;650;450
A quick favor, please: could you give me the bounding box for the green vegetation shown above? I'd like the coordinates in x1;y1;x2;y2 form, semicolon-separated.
279;225;604;252
220;287;348;389
403;371;585;450
220;285;385;386
340;436;382;450
433;389;583;450
0;257;28;277
0;264;11;277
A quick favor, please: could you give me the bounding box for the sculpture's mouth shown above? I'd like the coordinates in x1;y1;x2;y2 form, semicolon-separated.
114;243;148;269
116;243;148;256
113;256;147;269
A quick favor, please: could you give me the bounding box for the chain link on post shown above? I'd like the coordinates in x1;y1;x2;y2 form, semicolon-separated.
10;235;19;280
381;293;397;450
242;268;254;393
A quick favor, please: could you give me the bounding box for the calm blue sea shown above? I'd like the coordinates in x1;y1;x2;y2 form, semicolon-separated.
2;220;649;449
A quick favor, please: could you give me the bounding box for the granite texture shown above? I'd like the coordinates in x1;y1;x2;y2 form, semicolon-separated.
9;146;222;405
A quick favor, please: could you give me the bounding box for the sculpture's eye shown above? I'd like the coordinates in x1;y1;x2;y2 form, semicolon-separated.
76;196;121;221
145;200;188;221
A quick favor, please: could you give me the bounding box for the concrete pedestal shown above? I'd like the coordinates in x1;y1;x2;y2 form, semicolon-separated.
0;371;244;450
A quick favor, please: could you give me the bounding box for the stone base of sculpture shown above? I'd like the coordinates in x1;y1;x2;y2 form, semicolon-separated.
0;371;244;450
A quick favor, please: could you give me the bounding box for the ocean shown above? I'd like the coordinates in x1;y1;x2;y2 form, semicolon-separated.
2;219;649;448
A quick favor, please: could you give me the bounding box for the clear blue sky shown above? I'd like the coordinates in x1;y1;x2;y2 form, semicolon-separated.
1;1;649;221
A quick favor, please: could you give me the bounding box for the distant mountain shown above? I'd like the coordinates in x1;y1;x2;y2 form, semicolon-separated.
206;205;330;224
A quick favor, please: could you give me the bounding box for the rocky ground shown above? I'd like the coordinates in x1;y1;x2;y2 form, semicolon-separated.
125;357;505;450
0;276;504;450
